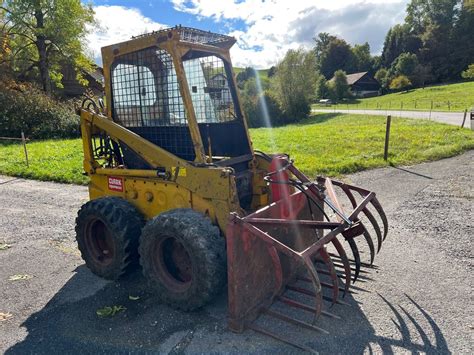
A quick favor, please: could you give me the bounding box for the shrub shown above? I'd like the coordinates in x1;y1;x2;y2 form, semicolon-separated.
461;63;474;80
375;68;390;90
272;48;316;123
0;80;79;139
242;91;285;128
315;75;330;100
330;70;350;100
389;75;412;91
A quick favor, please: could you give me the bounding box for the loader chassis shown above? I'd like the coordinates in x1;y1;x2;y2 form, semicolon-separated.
77;27;389;350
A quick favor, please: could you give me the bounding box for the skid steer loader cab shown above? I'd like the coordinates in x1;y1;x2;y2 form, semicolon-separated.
77;26;389;351
107;36;251;163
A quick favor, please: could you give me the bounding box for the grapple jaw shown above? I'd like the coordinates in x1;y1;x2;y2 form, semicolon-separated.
226;155;388;350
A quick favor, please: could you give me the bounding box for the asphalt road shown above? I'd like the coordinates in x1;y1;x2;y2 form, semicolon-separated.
1;150;473;354
312;108;471;127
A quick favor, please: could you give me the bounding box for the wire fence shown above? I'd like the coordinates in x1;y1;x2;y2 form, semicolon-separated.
0;132;30;167
315;99;473;113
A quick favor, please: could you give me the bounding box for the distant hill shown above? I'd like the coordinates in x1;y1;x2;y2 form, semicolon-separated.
233;67;269;79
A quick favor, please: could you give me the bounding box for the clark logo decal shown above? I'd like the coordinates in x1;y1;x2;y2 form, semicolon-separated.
108;176;123;192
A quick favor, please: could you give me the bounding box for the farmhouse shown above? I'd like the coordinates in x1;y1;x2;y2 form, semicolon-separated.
345;71;380;97
208;73;232;105
61;63;104;97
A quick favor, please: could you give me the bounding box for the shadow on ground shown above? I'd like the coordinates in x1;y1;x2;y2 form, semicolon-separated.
6;264;450;354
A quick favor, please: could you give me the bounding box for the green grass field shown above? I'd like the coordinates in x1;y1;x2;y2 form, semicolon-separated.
1;113;472;184
0;139;87;184
313;81;474;112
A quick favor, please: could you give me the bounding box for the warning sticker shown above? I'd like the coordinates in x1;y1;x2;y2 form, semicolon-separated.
108;176;123;192
171;167;187;177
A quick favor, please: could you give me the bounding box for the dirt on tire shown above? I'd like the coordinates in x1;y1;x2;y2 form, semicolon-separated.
75;196;144;280
139;208;226;311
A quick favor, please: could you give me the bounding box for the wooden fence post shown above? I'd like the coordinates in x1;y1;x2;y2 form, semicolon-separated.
21;131;29;168
384;115;392;161
461;109;468;128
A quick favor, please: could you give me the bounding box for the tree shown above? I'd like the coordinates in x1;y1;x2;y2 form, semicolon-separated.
313;32;337;60
0;9;12;77
272;48;317;122
330;70;350;100
236;66;256;87
381;24;421;67
371;55;382;73
375;68;390;92
389;75;412;91
267;66;276;78
405;0;458;33
411;64;432;87
318;38;355;79
393;52;419;77
352;42;373;72
404;0;462;81
1;0;94;93
461;63;474;80
450;2;474;78
314;75;330;99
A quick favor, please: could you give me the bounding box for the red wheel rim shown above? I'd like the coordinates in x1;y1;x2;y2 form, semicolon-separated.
153;237;193;292
84;218;115;266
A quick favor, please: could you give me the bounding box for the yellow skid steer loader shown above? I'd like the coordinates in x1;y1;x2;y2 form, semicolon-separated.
76;26;388;351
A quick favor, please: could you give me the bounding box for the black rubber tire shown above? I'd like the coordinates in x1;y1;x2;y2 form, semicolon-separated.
75;197;144;280
139;208;226;311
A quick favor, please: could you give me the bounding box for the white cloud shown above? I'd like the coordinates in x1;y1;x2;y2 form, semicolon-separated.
172;0;409;68
86;5;167;63
88;1;409;69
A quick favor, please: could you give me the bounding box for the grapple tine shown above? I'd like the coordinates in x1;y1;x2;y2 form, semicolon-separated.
330;238;351;297
277;295;342;319
328;253;378;269
361;207;383;253
297;276;353;294
318;248;339;304
370;197;389;241
345;237;361;283
361;225;376;265
338;184;383;254
303;257;323;321
249;324;319;354
264;308;329;334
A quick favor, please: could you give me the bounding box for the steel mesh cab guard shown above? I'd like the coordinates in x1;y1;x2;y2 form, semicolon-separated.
78;26;389;352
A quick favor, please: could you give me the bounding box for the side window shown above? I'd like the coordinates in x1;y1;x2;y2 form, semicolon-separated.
183;55;236;123
111;47;186;127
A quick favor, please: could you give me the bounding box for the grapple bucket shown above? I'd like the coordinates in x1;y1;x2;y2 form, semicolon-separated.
226;155;388;351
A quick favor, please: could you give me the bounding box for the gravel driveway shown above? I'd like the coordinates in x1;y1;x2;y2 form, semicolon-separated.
0;150;472;354
312;108;471;127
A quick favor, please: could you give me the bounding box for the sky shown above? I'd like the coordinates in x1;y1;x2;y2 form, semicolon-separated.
88;0;410;69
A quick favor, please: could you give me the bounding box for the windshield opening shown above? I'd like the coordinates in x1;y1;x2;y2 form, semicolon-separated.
183;55;238;123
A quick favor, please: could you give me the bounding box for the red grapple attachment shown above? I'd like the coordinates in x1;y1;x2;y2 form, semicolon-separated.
226;155;388;350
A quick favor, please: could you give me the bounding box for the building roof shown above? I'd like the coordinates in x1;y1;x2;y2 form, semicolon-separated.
87;65;104;83
344;71;368;85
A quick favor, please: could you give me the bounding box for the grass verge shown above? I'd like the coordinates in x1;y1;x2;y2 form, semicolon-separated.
312;81;474;112
251;113;474;176
0;113;473;184
0;139;87;184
